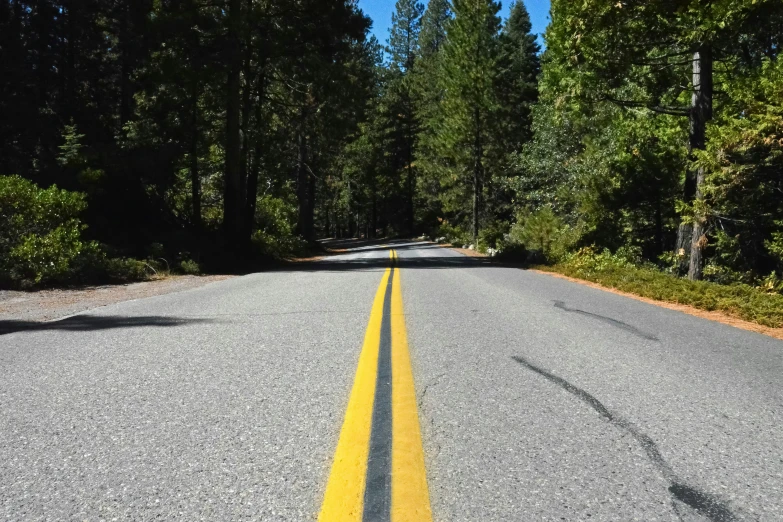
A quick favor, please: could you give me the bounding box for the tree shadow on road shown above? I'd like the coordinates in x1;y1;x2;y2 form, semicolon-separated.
275;255;497;273
0;315;213;336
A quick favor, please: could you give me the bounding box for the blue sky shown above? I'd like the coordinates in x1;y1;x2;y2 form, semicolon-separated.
358;0;551;50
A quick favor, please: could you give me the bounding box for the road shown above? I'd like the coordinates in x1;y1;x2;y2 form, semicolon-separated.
1;240;781;521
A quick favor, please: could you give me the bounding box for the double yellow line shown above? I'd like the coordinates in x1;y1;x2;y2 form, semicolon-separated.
319;250;432;522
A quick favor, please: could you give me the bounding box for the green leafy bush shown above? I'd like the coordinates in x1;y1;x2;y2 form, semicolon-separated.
0;175;98;286
435;221;470;247
0;175;153;287
508;207;581;262
178;258;201;275
495;242;528;263
252;195;309;259
477;221;509;252
104;258;154;282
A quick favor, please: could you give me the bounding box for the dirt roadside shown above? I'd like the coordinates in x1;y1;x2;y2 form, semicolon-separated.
0;275;232;324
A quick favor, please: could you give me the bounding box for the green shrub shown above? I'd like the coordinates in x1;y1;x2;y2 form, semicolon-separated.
179;258;201;275
0;175;98;286
436;221;470;247
0;175;153;287
495;242;528;263
105;258;155;282
250;194;311;259
478;221;509;252
508;207;581;262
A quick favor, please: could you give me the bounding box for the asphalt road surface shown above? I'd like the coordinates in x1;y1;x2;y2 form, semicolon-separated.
1;240;781;521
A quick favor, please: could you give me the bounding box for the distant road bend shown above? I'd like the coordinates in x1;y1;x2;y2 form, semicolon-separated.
1;240;782;521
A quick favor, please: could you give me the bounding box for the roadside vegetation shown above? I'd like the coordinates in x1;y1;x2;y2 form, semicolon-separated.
541;248;783;329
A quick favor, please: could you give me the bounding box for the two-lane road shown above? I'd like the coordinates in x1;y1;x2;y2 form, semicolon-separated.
1;241;781;520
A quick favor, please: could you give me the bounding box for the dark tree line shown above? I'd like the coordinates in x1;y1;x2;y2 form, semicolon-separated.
1;0;373;264
5;0;779;288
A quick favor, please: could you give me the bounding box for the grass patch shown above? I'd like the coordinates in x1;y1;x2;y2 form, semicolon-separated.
538;247;783;329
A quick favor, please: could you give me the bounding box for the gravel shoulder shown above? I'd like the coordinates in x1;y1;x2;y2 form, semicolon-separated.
0;275;232;323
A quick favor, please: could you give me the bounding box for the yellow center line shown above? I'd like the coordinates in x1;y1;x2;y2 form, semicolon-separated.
391;250;433;522
318;249;432;522
318;257;391;521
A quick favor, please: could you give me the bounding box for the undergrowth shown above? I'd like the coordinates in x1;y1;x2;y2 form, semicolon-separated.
539;247;783;329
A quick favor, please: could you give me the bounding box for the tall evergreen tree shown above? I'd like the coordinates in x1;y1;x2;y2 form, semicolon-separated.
386;0;424;234
434;0;501;243
413;0;451;225
496;1;540;154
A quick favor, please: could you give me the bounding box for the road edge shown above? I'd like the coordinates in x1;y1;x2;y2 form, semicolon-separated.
439;245;783;342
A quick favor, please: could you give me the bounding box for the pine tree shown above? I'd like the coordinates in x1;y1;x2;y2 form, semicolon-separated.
386;0;424;235
434;0;501;244
413;0;451;224
497;1;540;153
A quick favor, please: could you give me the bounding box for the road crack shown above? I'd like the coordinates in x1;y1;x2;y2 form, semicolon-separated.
512;355;738;522
418;372;447;410
554;300;659;341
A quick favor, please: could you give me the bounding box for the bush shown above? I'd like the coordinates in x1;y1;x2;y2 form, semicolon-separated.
507;207;581;262
105;257;155;282
0;175;97;286
494;242;528;263
178;258;201;275
250;194;310;259
436;221;470;247
0;175;153;287
478;221;509;252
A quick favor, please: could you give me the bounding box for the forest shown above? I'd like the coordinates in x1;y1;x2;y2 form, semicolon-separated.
1;0;783;296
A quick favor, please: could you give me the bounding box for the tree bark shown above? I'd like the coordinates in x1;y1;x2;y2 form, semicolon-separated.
371;180;378;239
295;116;313;240
674;46;713;278
308;167;317;239
190;84;201;230
472;107;482;245
654;188;663;258
406;92;415;236
687;45;713;280
118;1;132;127
239;47;252;228
63;0;76;121
244;73;265;244
223;0;243;248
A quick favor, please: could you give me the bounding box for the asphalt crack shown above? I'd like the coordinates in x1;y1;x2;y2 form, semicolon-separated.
553;301;659;341
418;372;447;410
512;355;738;522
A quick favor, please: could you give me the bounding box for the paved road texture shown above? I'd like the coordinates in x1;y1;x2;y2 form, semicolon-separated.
1;241;781;521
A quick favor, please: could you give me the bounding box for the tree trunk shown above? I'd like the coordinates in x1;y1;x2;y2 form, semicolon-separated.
307;162;317;240
687;45;713;280
63;0;76;121
190;84;201;230
472;108;482;245
654;189;663;258
244;97;264;244
371;182;378;240
118;1;132;126
239;47;252;227
406;94;415;236
223;0;243;248
295;119;312;240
